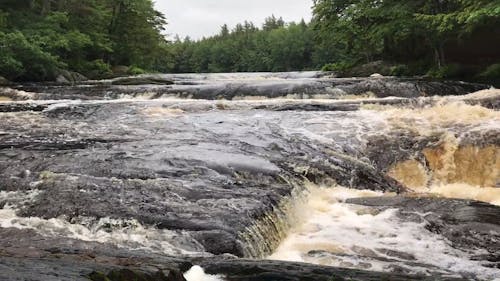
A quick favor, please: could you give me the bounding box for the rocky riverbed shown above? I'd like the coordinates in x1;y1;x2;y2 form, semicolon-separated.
0;72;498;281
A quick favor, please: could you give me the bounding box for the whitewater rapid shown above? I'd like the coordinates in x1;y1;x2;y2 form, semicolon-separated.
268;185;500;280
0;77;498;280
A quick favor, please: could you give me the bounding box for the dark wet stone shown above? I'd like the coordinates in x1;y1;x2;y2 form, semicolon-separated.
254;103;360;112
194;257;465;281
330;78;487;98
365;133;441;173
0;103;48;112
89;269;185;281
0;138;120;150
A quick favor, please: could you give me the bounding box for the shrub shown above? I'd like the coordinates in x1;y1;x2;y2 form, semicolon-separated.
478;63;500;79
321;62;353;74
0;31;61;81
390;64;410;77
426;64;463;79
79;59;112;79
128;65;146;75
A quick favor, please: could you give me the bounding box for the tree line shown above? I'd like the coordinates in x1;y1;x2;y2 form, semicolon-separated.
167;16;317;73
312;0;500;79
168;0;499;80
0;0;499;82
0;0;169;81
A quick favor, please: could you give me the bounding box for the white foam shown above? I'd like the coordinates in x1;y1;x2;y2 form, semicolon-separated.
269;186;500;279
0;190;208;256
0;206;210;255
184;266;225;281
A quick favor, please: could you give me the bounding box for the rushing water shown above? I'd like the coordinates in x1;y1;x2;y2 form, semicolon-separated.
0;74;498;280
267;94;499;279
269;186;499;280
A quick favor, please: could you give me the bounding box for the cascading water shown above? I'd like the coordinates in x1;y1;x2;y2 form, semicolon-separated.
0;75;498;280
268;185;499;280
380;98;499;204
267;94;500;280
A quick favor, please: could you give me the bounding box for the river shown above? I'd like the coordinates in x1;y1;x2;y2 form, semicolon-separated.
0;72;498;281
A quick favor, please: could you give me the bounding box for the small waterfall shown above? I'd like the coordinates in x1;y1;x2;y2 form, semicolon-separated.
239;186;307;258
388;133;499;205
266;184;500;280
365;94;500;205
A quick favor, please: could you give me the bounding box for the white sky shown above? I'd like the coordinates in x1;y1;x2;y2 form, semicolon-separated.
154;0;313;40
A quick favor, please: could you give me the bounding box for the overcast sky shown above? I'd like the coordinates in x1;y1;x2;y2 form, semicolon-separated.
155;0;313;40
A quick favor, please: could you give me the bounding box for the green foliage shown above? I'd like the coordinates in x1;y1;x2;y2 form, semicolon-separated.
166;20;315;73
390;65;410;77
0;31;61;81
0;0;168;81
322;62;353;73
478;63;500;79
312;0;500;70
165;0;498;78
426;64;463;79
1;0;499;81
128;66;146;76
80;59;112;79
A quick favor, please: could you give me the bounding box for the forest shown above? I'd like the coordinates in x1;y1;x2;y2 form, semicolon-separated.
0;0;169;81
0;0;499;83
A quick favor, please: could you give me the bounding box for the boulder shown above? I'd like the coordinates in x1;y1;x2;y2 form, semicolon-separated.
56;75;71;84
55;70;88;84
